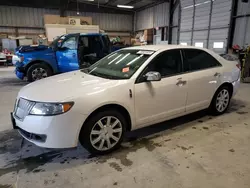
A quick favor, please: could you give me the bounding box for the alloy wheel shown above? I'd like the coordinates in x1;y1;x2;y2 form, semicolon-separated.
90;116;123;151
216;89;230;112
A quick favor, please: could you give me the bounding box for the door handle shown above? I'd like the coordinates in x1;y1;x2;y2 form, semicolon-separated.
214;72;221;77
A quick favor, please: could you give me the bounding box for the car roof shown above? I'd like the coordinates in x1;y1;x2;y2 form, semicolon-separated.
123;45;208;52
79;33;107;36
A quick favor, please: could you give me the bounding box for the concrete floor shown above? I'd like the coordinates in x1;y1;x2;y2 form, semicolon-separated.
1;67;250;188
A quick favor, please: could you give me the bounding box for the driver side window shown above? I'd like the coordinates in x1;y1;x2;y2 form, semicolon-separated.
61;36;77;50
147;49;183;78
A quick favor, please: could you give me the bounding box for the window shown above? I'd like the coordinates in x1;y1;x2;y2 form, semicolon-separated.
213;42;224;49
102;35;111;53
180;42;187;46
195;42;204;48
61;36;76;50
183;49;221;72
80;37;89;47
147;50;182;77
85;50;153;79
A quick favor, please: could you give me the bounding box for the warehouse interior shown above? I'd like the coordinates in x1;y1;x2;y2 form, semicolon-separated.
1;0;250;187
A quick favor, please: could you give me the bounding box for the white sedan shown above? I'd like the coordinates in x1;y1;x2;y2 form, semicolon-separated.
11;45;241;154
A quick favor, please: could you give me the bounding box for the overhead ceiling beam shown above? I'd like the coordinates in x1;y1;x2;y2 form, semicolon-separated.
136;0;168;11
104;0;118;6
126;0;144;5
68;1;134;14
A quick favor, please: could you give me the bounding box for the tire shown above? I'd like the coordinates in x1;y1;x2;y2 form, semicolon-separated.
27;63;52;82
210;86;231;115
79;110;126;155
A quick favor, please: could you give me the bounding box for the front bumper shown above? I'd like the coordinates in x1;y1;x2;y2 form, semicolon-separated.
11;110;86;148
15;63;26;80
15;69;25;80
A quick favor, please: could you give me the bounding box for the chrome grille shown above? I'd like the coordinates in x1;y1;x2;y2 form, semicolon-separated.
14;98;35;121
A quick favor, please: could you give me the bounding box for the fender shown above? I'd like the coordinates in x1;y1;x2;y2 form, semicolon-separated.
25;58;58;74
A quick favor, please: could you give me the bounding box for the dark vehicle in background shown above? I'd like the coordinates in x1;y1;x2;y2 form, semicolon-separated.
14;33;111;82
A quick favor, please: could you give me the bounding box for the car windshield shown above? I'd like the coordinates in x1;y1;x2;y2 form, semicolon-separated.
83;50;154;79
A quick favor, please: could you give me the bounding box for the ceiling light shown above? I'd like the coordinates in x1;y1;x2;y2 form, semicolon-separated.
117;5;134;9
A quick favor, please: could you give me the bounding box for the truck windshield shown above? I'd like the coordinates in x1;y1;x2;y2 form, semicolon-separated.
84;50;154;79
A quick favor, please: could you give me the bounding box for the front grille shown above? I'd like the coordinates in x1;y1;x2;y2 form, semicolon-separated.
14;98;35;121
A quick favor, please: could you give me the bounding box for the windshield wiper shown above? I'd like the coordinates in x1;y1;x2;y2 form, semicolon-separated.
89;71;122;80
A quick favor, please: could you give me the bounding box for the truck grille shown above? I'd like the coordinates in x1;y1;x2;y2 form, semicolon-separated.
14;98;35;121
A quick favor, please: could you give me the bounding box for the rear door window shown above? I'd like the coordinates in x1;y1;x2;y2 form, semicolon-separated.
102;35;111;53
183;49;221;72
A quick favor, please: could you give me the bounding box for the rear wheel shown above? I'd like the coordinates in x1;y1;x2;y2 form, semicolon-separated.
210;86;231;115
79;110;126;155
27;63;52;82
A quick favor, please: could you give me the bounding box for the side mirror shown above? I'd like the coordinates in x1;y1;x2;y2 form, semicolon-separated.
145;71;161;82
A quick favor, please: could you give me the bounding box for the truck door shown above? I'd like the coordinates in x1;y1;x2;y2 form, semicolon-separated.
56;34;79;73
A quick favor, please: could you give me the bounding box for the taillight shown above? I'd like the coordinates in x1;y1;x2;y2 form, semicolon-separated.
236;63;241;70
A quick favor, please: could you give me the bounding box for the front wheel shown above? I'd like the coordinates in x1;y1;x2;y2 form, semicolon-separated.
210;86;231;115
27;63;52;82
79;110;126;155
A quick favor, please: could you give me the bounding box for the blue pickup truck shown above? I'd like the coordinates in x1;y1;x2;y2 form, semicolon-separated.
15;33;111;82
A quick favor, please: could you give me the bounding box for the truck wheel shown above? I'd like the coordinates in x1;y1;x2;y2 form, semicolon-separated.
27;63;52;82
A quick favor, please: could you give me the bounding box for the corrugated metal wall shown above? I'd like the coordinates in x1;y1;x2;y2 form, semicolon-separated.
233;0;250;47
0;6;133;35
66;11;133;31
179;0;232;54
135;2;169;31
172;4;180;44
0;6;59;27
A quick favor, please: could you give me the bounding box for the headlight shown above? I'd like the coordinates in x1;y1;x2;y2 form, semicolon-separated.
29;102;74;116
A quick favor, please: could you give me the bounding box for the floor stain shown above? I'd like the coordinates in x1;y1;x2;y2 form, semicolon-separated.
237;111;248;115
229;149;235;152
177;145;194;151
0;151;62;177
0;130;22;155
192;127;197;129
164;139;171;142
203;127;209;130
44;179;55;185
113;182;118;186
109;162;123;172
153;143;162;147
32;169;45;173
198;120;203;123
0;185;12;188
94;136;161;167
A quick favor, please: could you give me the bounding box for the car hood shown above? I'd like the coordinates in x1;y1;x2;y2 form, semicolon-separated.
18;71;124;102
